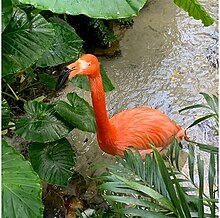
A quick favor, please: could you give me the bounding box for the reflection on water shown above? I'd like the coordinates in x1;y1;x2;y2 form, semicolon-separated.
58;0;218;177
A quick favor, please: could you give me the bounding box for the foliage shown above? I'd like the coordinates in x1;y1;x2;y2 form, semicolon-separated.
29;138;76;186
2;0;13;32
179;92;218;132
15;100;70;142
2;7;55;78
36;17;83;67
2;138;44;218
88;19;118;47
91;93;219;217
55;92;97;133
173;0;214;26
16;0;214;26
93;141;218;217
18;0;148;19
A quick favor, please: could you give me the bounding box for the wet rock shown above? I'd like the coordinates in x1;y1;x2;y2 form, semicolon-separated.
206;42;219;68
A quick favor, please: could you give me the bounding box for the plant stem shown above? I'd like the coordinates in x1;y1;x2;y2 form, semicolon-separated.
4;81;20;101
2;92;17;100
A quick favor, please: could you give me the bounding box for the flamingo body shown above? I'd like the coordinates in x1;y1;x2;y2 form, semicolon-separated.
58;54;185;158
98;107;184;157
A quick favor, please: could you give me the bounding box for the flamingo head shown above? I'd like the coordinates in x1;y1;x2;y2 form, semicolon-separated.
56;54;100;90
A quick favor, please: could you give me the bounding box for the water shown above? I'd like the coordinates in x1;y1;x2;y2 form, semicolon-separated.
58;0;218;177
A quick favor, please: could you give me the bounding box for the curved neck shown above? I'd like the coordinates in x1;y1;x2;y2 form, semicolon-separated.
89;71;113;138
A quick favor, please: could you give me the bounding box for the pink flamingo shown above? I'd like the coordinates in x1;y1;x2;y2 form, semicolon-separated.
57;54;185;158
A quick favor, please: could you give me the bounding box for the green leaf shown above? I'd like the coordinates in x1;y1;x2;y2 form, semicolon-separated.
152;146;185;217
173;0;214;26
2;0;13;32
213;94;219;114
179;104;210;113
100;65;115;92
208;154;218;217
170;169;191;217
168;138;183;172
104;195;165;211
39;73;57;90
36;17;83;67
2;139;44;218
208;153;216;198
100;180;144;196
2;98;10;129
70;64;114;92
190;140;218;154
101;174;176;213
188;143;195;183
55;92;96;133
197;155;205;217
29;138;76;186
187;114;216;129
208;153;216;216
70;75;90;91
123;208;171;218
15;100;70;142
200;92;218;114
18;0;147;19
2;8;54;77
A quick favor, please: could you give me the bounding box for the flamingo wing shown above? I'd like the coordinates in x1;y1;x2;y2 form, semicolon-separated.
109;107;184;157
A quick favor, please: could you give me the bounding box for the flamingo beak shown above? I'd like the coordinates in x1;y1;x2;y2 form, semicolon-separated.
55;61;80;91
56;68;72;90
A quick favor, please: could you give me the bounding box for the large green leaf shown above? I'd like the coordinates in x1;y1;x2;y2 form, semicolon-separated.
55;92;96;133
36;17;83;67
2;8;54;77
15;100;70;142
2;139;44;218
39;73;57;90
70;64;114;92
173;0;214;26
2;98;10;129
2;0;13;32
18;0;147;19
29;138;76;186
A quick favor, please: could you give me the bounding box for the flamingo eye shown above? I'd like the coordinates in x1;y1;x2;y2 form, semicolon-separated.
88;62;91;66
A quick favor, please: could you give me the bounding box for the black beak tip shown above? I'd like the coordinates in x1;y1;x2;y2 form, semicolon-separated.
56;68;72;91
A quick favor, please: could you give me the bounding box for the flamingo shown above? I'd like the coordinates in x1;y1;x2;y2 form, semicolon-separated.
56;54;186;158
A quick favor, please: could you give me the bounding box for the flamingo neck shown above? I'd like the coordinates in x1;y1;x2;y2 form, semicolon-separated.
89;72;113;139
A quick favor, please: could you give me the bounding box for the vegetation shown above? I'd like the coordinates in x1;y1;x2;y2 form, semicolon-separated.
86;93;218;217
1;0;217;217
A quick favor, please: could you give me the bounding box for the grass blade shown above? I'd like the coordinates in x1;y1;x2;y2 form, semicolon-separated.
187;114;216;129
174;139;181;171
212;94;219;115
208;153;216;217
188;140;218;154
197;155;205;218
200;92;218;114
179;104;210;113
188;143;195;183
